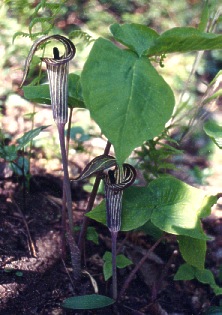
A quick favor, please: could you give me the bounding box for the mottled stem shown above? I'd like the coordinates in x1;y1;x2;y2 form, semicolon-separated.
111;230;118;300
61;108;74;258
57;123;74;233
57;123;80;281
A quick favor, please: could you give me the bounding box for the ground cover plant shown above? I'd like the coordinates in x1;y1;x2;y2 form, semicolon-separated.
1;1;222;314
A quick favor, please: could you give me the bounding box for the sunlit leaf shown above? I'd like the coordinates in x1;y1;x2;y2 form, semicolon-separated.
87;176;217;239
149;177;216;239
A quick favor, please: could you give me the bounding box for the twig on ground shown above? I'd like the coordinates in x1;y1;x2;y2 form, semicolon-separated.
119;235;166;299
13;199;37;257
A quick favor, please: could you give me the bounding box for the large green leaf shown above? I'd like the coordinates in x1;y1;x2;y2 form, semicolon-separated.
81;38;175;163
177;235;206;269
110;23;159;57
145;27;222;56
87;176;217;239
23;73;85;108
149;177;216;239
62;294;115;310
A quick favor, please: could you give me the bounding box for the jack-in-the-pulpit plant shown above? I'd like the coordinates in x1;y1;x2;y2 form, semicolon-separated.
20;4;222;309
104;163;136;299
75;155;136;299
20;35;80;280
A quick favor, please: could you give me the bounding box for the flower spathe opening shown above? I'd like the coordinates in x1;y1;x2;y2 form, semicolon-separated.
21;35;76;124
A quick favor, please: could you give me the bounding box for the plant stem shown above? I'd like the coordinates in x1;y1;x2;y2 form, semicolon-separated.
57;123;74;233
66;107;73;153
119;235;165;300
111;230;118;300
28;104;36;176
61;184;67;258
78;140;111;254
61;108;74;258
57;122;80;281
